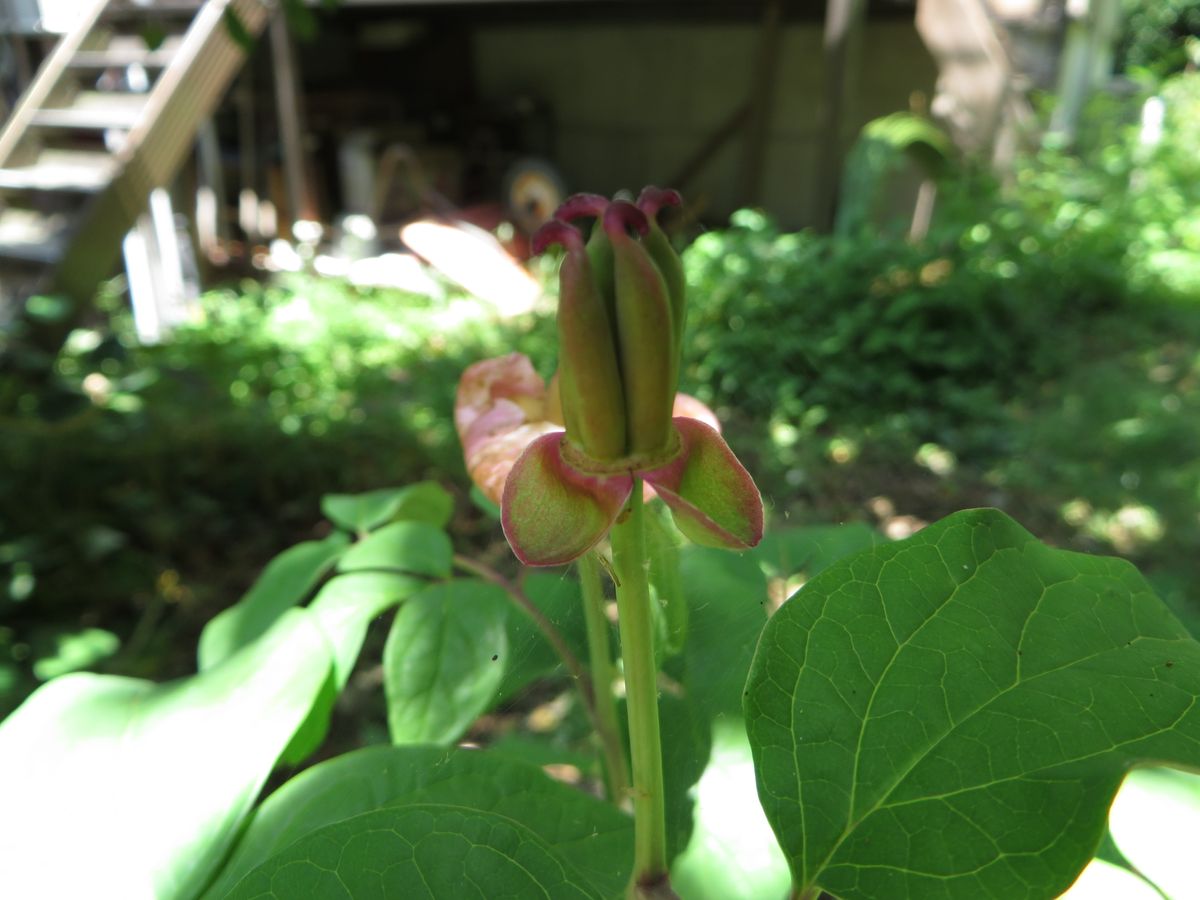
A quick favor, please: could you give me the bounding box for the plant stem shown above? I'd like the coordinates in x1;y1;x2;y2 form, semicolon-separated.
578;551;631;805
609;482;671;894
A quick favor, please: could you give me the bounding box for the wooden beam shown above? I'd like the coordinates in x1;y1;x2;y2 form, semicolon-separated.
813;0;866;232
269;13;316;229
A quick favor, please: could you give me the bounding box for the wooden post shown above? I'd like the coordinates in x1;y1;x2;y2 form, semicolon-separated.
738;0;784;208
813;0;866;232
269;12;314;232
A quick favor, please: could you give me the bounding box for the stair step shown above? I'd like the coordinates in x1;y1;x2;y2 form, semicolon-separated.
31;92;147;131
0;150;116;193
102;1;203;21
70;48;176;70
0;209;68;265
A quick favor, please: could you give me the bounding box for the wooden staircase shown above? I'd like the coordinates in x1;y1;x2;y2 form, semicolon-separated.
0;0;272;322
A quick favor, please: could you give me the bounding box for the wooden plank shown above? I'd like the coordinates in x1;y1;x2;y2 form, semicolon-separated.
0;0;110;166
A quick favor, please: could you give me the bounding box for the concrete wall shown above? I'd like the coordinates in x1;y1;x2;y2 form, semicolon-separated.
473;18;937;228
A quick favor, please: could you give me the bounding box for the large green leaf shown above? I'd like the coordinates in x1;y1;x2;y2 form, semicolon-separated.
384;579;509;743
0;609;332;900
745;508;1200;900
225;805;606;899
205;745;633;899
337;520;452;578
321;482;454;533
197;532;348;670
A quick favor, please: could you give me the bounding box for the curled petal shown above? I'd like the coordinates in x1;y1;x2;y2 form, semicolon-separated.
641;417;763;551
455;353;546;447
502;433;633;567
671;393;720;433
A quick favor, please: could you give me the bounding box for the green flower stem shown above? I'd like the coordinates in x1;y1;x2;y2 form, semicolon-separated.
610;482;671;894
579;551;631;805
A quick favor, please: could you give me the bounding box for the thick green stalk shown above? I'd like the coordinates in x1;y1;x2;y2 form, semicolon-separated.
610;483;671;895
578;551;630;805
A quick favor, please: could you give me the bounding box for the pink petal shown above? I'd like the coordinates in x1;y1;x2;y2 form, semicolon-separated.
640;418;763;551
454;353;546;445
671;392;721;434
502;433;633;566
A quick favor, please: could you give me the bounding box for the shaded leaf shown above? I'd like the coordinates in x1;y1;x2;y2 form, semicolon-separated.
384;580;509;744
225;805;605;899
0;610;332;900
681;546;769;722
646;500;687;656
198;532;348;670
755;522;882;580
745;508;1200;899
205;745;632;900
497;572;588;701
337;520;451;578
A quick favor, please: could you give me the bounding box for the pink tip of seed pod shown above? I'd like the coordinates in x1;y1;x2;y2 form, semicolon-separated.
532;219;583;256
555;193;610;223
636;186;682;219
602;200;649;239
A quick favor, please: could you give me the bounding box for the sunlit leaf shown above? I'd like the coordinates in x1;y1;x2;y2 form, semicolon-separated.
337;520;452;578
672;719;791;900
1108;766;1200;900
205;745;632;900
384;580;508;744
197;532;348;670
321;482;453;533
745;508;1200;899
0;610;332;900
279;571;425;765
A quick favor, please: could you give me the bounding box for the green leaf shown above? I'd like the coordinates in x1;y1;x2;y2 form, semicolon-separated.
384;579;509;743
278;571;425;765
497;572;588;701
646;500;687;656
672;718;791;900
321;482;453;533
754;522;882;580
204;745;632;900
310;571;425;689
31;627;119;679
0;610;332;900
225;804;605;899
681;545;769;722
197;532;348;670
337;520;452;578
659;690;713;861
744;508;1200;900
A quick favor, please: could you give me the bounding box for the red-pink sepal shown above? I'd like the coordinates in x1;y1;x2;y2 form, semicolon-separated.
501;432;634;567
641;417;764;551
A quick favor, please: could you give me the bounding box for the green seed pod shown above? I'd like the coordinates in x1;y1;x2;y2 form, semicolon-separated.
604;201;675;455
637;187;686;392
535;220;627;460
